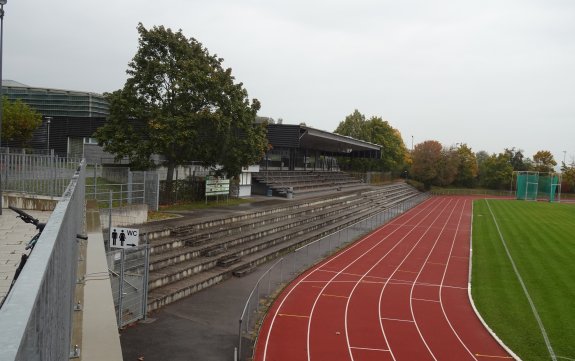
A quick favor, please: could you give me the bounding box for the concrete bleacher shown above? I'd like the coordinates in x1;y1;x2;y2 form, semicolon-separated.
252;170;363;196
141;182;420;311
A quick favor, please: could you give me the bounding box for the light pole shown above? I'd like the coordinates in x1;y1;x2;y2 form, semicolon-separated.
45;116;52;152
0;0;6;215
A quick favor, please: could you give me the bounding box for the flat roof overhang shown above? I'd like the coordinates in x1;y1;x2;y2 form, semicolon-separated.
299;126;381;154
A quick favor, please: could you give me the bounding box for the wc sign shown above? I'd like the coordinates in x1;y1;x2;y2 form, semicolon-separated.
110;227;140;249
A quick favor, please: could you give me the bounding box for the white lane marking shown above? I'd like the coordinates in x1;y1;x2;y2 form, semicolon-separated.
262;196;439;361
408;200;463;361
486;199;556;361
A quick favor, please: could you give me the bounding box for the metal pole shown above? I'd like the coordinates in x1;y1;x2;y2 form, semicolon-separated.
118;249;125;327
108;190;113;250
142;241;150;319
237;319;243;361
0;2;5;215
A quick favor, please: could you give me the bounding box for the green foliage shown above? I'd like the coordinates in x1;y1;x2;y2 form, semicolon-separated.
1;97;42;147
478;152;513;189
472;200;575;360
533;150;556;173
335;109;408;172
504;147;532;171
96;23;267;180
453;144;478;187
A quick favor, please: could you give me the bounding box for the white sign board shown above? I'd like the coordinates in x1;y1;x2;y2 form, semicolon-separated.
205;178;230;196
110;227;139;249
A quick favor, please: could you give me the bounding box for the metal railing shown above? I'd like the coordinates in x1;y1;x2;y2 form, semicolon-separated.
236;192;430;360
107;245;150;328
0;160;86;361
430;188;514;197
0;152;82;196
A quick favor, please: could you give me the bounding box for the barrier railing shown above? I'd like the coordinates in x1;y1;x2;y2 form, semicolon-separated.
236;192;431;360
0;152;81;196
0;161;86;360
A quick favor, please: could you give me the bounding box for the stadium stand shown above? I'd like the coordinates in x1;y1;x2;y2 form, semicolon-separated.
141;183;420;311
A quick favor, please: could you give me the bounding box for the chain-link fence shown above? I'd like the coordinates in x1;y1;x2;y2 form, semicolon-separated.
236;192;431;360
107;245;150;328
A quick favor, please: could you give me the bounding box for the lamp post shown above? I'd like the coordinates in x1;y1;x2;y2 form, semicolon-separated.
0;0;6;215
45;116;52;152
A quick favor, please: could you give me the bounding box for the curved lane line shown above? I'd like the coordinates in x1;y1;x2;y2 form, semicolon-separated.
436;198;479;359
307;198;448;361
407;198;462;360
260;196;438;361
376;198;456;360
342;198;454;361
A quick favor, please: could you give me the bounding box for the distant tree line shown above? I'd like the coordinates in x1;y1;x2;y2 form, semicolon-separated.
333;110;570;192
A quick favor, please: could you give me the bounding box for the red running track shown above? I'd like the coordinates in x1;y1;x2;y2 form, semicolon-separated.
253;196;514;361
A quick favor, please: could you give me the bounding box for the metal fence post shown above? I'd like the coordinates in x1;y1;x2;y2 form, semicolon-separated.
118;249;125;327
238;319;243;361
128;169;133;205
142;241;150;320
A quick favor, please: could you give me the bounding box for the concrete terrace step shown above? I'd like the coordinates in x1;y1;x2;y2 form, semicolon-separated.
145;183;423;311
147;193;368;258
146;201;378;289
146;194;403;312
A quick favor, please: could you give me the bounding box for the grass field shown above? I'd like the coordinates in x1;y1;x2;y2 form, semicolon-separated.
471;199;575;361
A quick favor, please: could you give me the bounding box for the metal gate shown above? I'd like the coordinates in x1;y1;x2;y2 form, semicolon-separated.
107;245;150;328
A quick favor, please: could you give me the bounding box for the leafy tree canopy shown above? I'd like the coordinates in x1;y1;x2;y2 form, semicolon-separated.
454;144;478;187
335;110;407;172
96;23;267;180
1;97;42;147
533;150;556;173
410;140;442;188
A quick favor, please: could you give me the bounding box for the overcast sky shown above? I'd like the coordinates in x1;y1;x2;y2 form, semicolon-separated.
5;0;575;165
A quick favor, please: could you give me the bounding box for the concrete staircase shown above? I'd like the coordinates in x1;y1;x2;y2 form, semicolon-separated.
252;171;363;196
141;183;420;311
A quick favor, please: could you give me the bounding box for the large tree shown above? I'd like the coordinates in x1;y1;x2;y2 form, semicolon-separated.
335;110;408;172
533;150;557;173
454;144;478;187
96;23;267;183
504;147;533;171
411;140;442;187
478;152;513;189
1;97;42;147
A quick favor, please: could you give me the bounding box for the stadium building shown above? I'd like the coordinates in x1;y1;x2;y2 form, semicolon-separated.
1;80;109;161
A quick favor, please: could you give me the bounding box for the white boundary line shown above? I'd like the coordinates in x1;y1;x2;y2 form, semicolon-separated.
467;200;522;361
260;196;437;361
408;199;462;360
375;198;456;361
436;199;479;360
485;199;556;360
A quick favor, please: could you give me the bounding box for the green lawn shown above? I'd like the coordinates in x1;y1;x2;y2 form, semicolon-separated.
471;199;575;361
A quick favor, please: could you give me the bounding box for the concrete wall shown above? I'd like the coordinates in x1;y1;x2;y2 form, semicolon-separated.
99;204;149;229
2;192;59;211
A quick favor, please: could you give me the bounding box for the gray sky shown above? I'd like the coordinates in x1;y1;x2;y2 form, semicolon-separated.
5;0;575;165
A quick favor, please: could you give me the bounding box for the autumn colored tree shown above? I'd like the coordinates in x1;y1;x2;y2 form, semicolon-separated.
533;150;557;173
335;110;408;172
411;140;442;188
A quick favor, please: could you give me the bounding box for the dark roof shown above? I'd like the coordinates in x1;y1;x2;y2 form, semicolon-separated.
267;124;381;153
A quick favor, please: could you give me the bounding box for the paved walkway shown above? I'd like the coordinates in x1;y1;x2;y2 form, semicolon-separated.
0;208;51;303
